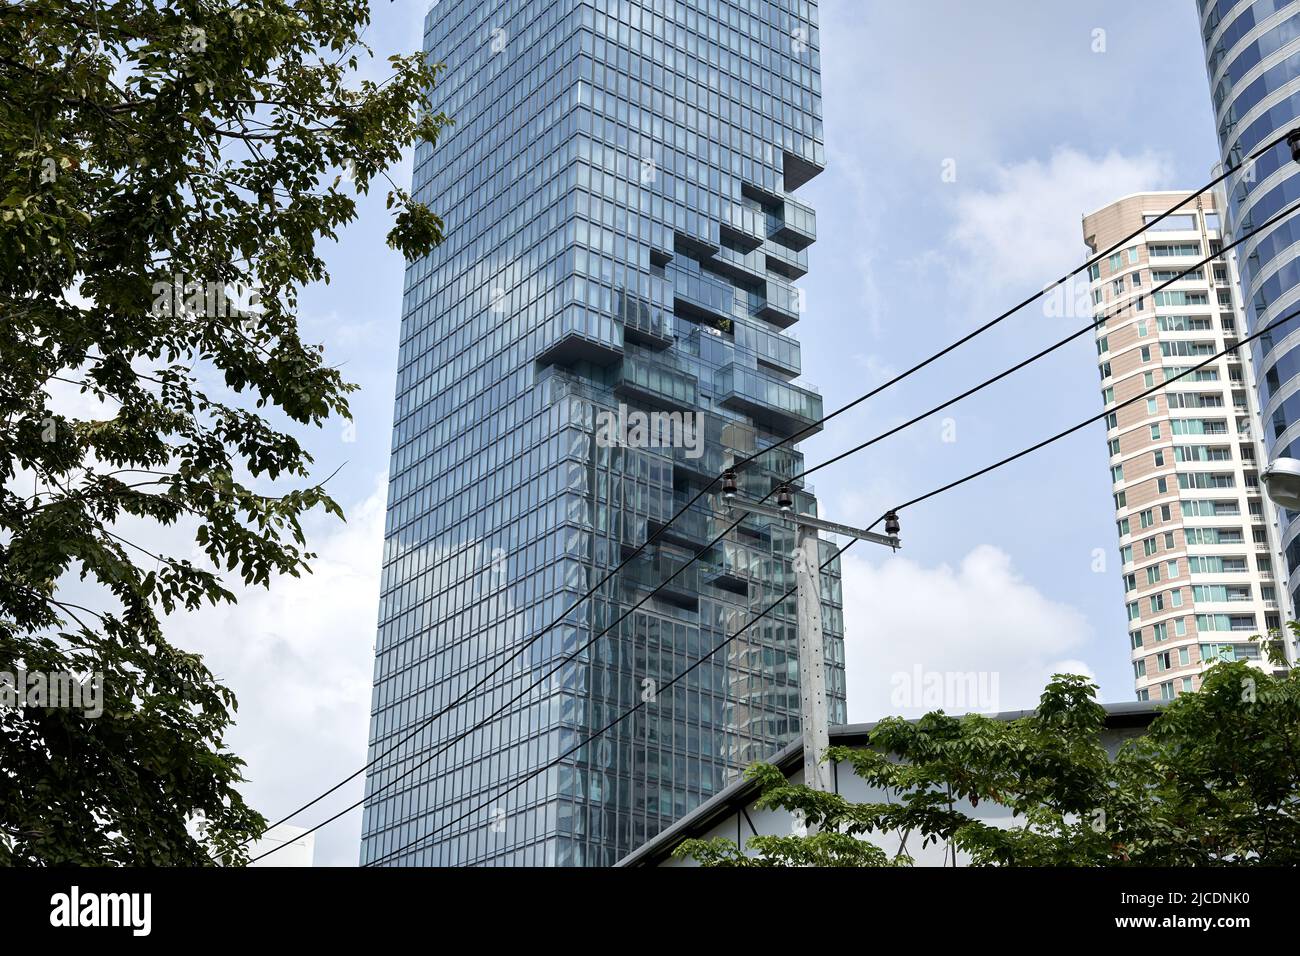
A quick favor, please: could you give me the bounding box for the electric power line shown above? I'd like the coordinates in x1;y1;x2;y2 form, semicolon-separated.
362;537;856;867
368;296;1300;868
318;209;1294;864
253;210;1258;862
251;127;1300;852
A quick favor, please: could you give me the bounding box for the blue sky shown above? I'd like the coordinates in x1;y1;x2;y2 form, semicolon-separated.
158;1;1227;865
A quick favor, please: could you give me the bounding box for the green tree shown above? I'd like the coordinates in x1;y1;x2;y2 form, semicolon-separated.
0;0;448;864
676;650;1300;867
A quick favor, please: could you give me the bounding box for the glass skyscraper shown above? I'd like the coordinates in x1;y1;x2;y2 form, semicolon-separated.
361;0;844;867
1198;0;1300;630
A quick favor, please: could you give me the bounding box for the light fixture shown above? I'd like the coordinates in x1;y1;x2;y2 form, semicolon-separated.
776;485;793;512
721;470;737;500
1261;457;1300;510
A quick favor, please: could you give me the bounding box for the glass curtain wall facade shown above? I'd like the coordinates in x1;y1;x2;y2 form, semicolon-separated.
1198;0;1300;647
361;0;843;867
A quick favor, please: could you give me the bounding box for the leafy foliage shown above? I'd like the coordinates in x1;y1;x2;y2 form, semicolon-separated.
0;0;448;863
676;657;1300;867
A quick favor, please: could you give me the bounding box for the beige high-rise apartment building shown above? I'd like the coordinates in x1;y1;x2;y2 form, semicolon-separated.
1083;190;1292;701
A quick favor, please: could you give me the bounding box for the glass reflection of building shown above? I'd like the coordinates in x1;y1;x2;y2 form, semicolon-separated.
1198;0;1300;639
360;0;845;867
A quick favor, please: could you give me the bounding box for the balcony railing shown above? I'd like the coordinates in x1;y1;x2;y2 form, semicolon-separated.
715;362;823;434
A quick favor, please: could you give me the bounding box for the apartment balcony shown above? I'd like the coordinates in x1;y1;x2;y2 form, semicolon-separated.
620;551;699;609
616;287;673;349
715;362;823;435
734;318;801;377
783;146;825;191
647;504;713;549
614;357;697;412
673;269;736;327
768;197;816;250
710;244;767;285
720;206;765;252
764;242;808;280
753;278;801;328
536;306;623;367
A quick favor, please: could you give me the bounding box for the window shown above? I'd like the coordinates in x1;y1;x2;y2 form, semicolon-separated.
1174;618;1187;637
1153;449;1165;466
1150;592;1164;612
1127;601;1140;621
1134;659;1146;678
1111;464;1124;483
1108;438;1121;456
1103;386;1115;405
1149;242;1201;257
1144;537;1158;557
1170;589;1183;607
1157;477;1168;493
1182;676;1193;693
1131;631;1143;649
1167;559;1179;579
1145;214;1196;232
1152;622;1169;642
1147;565;1162;585
1141;346;1151;362
1117;517;1130;536
1139;509;1154;528
1146;374;1156;390
1147;398;1158;414
1155;290;1210;307
1124;573;1137;592
1179;647;1191;667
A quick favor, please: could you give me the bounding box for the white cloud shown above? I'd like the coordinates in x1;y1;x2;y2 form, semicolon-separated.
946;147;1175;294
840;544;1097;723
173;474;389;867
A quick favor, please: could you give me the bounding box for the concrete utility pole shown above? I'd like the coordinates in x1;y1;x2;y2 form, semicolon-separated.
719;482;899;793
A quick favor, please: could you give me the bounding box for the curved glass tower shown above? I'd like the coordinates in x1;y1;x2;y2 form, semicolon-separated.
360;0;844;866
1199;0;1300;628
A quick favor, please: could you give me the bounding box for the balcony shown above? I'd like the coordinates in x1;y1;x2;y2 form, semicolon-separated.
672;268;736;327
715;362;823;435
710;243;766;285
720;205;765;251
783;147;825;191
753;278;801;328
536;306;623;367
764;242;808;280
620;552;699;609
616;287;672;349
647;505;713;549
768;197;816;250
734;318;800;377
615;357;697;412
